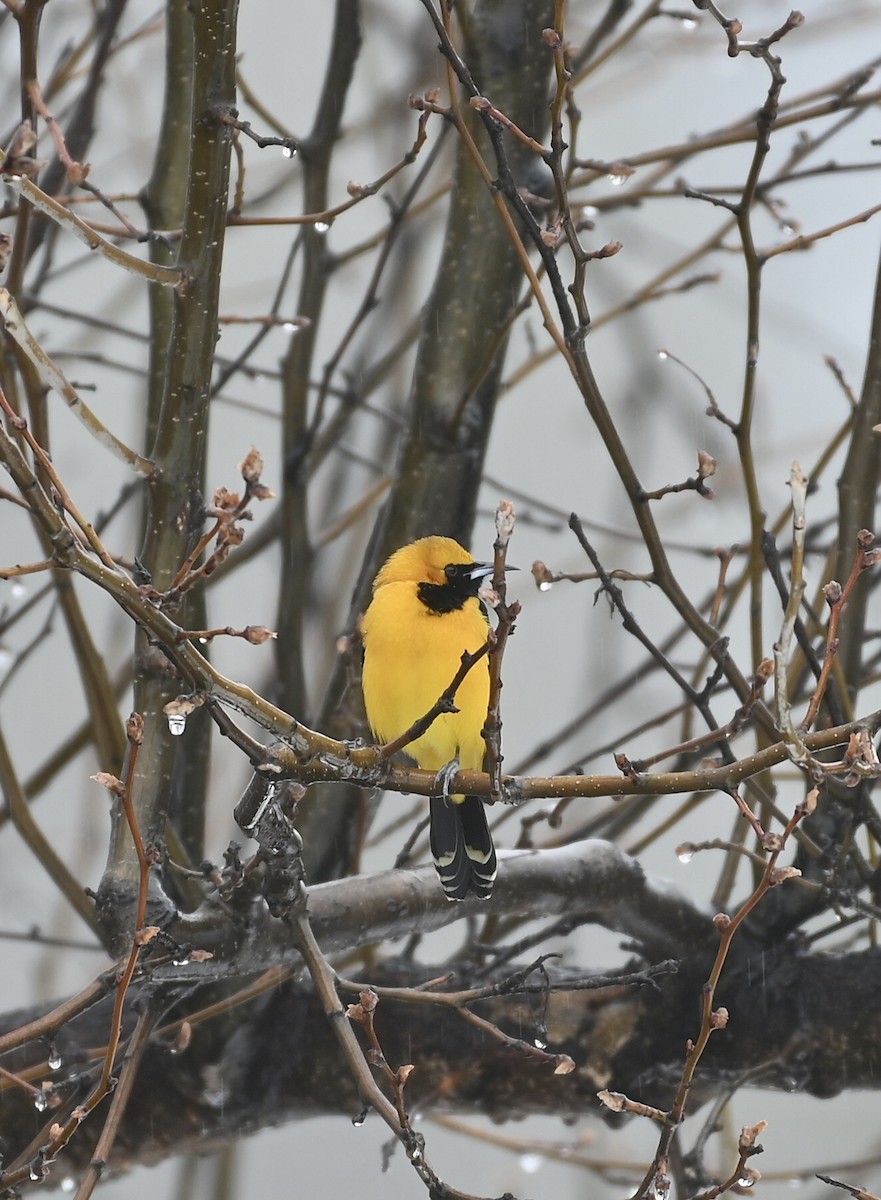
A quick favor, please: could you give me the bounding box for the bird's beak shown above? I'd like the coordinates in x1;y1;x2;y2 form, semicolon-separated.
468;561;518;581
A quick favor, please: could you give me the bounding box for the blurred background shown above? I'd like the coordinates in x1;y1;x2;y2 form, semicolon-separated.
2;1;881;1196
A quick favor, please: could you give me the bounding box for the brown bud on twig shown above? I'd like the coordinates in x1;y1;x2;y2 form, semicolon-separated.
495;499;516;544
554;1055;576;1075
823;580;842;606
242;625;278;644
710;1007;729;1029
697;449;717;478
346;1002;368;1025
541;27;562;48
66;161;91;187
126;712;145;745
596;1089;626;1113
91;772;125;797
531;561;556;590
713;912;731;931
478;585;503;610
6;120;37;159
36;1083;59;1112
739;1119;768;1150
799;788;819;817
586;241;622;261
598;1090;667;1121
2;120;47;179
754;658;775;685
164;694;205;720
615;752;640;780
769;865;802;885
212;486;241;512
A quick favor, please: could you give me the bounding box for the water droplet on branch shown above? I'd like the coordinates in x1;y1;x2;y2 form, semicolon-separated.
167;713;187;736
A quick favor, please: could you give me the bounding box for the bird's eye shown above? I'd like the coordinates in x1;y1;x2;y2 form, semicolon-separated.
444;563;472;586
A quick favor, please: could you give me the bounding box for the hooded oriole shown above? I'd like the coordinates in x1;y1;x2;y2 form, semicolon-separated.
361;536;498;901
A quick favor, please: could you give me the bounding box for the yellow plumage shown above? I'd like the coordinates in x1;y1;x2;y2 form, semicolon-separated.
361;536;498;900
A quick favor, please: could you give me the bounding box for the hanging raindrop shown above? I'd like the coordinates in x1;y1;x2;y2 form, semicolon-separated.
167;712;187;736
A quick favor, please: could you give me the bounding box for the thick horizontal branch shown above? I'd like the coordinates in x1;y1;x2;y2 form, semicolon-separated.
159;841;717;982
3;908;880;1182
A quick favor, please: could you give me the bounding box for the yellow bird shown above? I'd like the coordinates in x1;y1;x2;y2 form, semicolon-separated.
361;536;498;901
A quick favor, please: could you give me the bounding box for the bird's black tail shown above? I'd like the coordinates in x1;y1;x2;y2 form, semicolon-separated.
429;795;497;901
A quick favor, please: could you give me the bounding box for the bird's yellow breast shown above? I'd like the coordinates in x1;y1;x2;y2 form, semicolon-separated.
361;580;489;773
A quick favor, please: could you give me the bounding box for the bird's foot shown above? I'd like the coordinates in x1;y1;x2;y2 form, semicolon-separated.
433;757;461;799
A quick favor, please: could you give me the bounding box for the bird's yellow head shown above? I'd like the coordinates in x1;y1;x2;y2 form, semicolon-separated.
372;536;478;589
